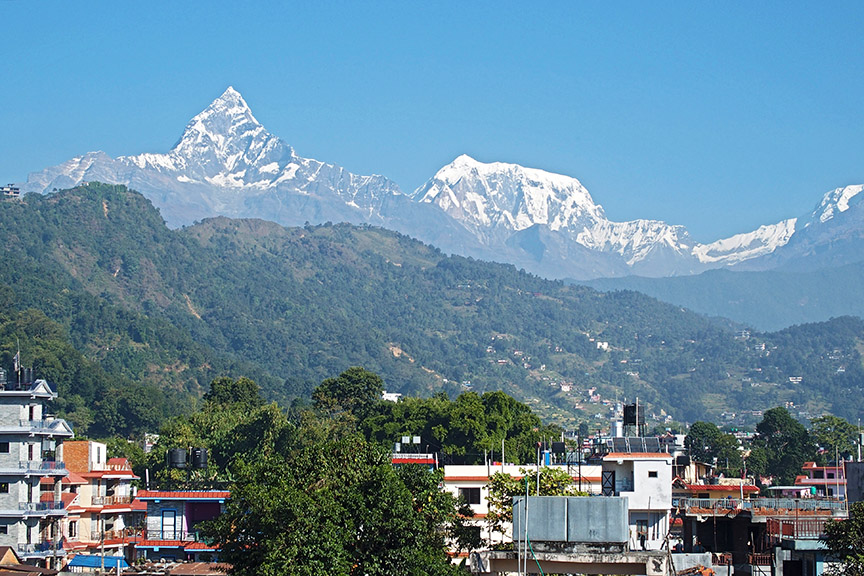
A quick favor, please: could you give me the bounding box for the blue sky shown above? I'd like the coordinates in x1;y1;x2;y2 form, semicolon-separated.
2;1;864;242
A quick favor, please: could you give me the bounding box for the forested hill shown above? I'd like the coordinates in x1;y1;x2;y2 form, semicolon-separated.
1;183;863;430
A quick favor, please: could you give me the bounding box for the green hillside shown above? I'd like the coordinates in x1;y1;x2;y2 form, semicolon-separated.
1;183;863;430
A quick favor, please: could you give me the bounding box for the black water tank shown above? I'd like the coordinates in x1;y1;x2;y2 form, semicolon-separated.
167;448;187;469
190;447;208;469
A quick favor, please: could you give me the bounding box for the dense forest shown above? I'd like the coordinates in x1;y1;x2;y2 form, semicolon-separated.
1;183;863;437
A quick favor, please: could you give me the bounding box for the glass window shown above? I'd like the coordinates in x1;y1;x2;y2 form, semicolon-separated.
458;487;481;505
0;442;9;453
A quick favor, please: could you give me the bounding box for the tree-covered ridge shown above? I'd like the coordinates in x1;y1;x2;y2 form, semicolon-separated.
1;182;864;426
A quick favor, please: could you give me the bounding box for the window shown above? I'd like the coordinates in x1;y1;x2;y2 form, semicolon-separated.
458;487;481;505
0;483;9;493
27;444;34;461
28;405;35;421
68;521;77;538
0;442;9;454
0;526;7;535
648;470;658;478
161;509;177;540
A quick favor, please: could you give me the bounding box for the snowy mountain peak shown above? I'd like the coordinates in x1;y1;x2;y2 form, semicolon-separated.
170;86;271;159
807;184;864;226
414;155;604;235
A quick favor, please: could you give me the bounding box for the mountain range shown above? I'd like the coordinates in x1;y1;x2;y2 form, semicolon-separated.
4;181;864;428
19;87;864;326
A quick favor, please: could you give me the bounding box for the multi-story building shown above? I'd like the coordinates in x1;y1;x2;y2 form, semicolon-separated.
795;461;846;499
601;452;673;551
0;376;73;566
51;441;141;561
133;490;229;563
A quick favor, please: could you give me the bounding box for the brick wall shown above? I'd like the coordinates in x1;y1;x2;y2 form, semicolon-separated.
61;441;90;474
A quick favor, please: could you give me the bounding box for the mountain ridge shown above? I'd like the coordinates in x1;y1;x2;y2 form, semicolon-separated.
19;87;864;283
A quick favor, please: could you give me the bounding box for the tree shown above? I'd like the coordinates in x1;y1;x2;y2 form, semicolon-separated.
685;421;723;463
754;407;816;485
206;432;462;576
811;415;858;462
203;376;263;410
313;367;384;420
821;501;864;576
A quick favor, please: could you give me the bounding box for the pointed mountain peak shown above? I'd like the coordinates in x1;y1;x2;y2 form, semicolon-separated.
452;153;478;165
170;87;271;160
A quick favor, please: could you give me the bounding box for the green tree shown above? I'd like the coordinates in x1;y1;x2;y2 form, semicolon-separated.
313;367;384;420
685;421;723;463
811;415;858;462
206;433;462;576
203;376;263;410
754;407;816;485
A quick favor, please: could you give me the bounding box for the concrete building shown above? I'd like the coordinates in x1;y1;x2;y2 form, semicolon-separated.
441;462;602;557
601;452;673;551
133;491;229;562
52;441;141;561
0;378;73;565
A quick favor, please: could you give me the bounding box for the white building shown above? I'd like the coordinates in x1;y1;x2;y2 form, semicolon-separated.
601;452;672;551
442;463;602;549
0;377;73;566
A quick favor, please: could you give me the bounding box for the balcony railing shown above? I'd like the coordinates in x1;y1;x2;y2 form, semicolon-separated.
19;501;64;512
749;553;773;566
767;517;832;540
92;495;133;506
142;529;212;544
16;541;54;555
679;497;847;514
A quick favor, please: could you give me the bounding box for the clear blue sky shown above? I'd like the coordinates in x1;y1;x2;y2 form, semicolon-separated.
2;1;864;242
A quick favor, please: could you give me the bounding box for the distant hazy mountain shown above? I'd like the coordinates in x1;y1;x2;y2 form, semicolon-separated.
585;185;864;329
19;87;864;283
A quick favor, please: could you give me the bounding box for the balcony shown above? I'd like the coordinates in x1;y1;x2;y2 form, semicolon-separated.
19;501;65;514
0;419;73;437
16;541;55;557
679;497;847;516
92;495;133;506
767;517;831;541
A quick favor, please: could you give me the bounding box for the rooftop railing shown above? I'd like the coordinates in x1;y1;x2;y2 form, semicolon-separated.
679;497;846;514
767;517;832;540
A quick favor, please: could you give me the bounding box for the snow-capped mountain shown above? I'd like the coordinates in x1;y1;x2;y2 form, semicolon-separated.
23;87;406;228
693;219;797;265
734;185;864;272
19;86;861;281
412;154;799;276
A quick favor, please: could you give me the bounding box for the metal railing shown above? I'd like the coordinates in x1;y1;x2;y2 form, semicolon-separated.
92;495;133;506
19;501;64;512
679;497;846;514
749;553;772;566
767;517;831;540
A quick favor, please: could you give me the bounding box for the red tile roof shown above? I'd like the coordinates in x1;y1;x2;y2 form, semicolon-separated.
40;471;87;485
